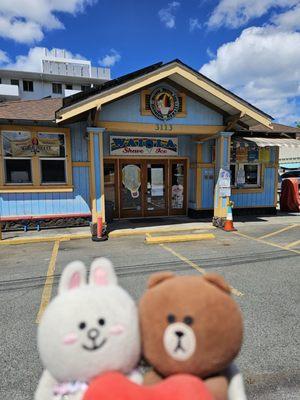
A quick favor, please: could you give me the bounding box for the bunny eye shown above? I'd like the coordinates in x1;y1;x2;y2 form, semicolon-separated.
98;318;105;326
79;322;86;330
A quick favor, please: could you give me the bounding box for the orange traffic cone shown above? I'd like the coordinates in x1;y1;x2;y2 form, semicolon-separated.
223;203;237;232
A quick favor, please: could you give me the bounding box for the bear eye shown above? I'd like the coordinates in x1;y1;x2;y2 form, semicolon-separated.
183;316;193;325
79;322;86;330
98;318;105;326
167;314;176;323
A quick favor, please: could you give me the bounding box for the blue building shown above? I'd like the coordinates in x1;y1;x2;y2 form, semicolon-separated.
1;60;299;231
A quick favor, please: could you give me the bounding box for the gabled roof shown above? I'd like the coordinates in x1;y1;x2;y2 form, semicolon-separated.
0;98;62;122
56;59;273;128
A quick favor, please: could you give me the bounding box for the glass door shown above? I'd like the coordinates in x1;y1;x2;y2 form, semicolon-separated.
119;160;143;218
169;159;187;215
144;160;168;216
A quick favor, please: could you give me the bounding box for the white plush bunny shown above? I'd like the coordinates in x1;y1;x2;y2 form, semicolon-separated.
35;258;141;400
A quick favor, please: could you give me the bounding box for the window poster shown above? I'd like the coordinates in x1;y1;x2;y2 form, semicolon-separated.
248;145;259;162
236;167;245;186
259;147;270;163
236;143;248;162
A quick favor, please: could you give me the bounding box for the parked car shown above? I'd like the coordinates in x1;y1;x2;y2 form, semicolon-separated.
279;169;300;190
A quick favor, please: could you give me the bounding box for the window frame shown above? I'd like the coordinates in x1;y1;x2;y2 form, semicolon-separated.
230;162;261;188
52;82;62;94
0;126;72;193
23;80;34;92
11;79;19;86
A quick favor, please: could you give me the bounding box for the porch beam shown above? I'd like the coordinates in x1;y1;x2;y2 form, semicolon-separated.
97;121;225;135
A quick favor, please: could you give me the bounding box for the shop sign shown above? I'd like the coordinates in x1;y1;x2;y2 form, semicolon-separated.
150;87;180;121
110;136;178;156
10;136;60;157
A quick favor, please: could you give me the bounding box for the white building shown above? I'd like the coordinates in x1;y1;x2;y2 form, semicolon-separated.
0;48;110;101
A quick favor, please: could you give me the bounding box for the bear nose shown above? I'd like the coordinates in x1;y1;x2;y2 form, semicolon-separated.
87;328;100;340
175;331;184;338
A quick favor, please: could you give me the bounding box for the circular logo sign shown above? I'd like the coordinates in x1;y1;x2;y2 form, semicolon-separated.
150;87;180;121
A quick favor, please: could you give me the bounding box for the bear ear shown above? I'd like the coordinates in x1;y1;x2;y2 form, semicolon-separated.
147;271;175;289
58;261;86;294
89;257;117;286
203;273;231;294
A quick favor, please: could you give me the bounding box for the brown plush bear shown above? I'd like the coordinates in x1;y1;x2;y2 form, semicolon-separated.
139;272;243;400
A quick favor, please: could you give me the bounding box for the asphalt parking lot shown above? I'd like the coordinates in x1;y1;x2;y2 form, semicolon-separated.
0;216;299;400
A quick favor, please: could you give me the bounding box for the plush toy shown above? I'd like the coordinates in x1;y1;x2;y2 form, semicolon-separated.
139;272;245;400
83;371;214;400
35;258;141;400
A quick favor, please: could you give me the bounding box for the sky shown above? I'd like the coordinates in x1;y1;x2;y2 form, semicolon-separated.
0;0;299;125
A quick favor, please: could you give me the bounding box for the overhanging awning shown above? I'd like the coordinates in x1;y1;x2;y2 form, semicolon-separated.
244;137;300;148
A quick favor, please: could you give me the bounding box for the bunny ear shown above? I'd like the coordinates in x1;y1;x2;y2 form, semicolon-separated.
58;261;86;295
89;257;117;287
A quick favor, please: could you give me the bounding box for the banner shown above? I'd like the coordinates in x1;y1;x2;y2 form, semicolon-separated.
110;136;178;156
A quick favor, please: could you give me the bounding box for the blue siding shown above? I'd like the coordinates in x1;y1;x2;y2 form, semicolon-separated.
99;83;223;126
69;121;88;162
0;122;91;218
232;167;275;207
201;168;215;208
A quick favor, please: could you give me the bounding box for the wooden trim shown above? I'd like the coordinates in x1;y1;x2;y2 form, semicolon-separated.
72;161;90;167
274;147;279;207
89;131;97;223
99;131;106;223
0;186;73;193
57;64;272;128
97;121;225;134
0;126;72;189
196;144;202;209
0;125;69;133
190;162;215;169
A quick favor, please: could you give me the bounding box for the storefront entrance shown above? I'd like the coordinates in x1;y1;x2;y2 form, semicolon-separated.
104;159;187;219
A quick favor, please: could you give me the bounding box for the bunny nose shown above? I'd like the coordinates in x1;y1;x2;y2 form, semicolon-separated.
175;331;184;338
87;328;100;340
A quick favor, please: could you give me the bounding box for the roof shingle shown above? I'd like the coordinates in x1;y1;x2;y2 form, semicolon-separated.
0;98;62;122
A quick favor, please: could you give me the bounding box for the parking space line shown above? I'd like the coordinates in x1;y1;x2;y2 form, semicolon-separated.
35;240;60;324
285;239;300;249
258;224;298;240
233;231;300;255
159;243;244;297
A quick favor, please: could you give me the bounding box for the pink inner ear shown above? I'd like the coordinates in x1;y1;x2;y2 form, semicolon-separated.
69;271;81;290
94;268;108;286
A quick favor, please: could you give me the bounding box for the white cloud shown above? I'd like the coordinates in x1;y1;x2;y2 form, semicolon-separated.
99;49;121;67
158;1;180;29
2;47;85;72
200;26;300;124
0;49;10;65
0;0;96;44
189;18;201;32
271;4;300;31
207;0;299;29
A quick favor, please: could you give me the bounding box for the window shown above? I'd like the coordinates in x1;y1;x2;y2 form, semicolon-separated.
2;131;32;184
11;79;19;86
230;140;264;188
52;83;62;94
23;80;33;92
81;85;90;92
38;132;66;183
0;128;71;189
65;84;73;90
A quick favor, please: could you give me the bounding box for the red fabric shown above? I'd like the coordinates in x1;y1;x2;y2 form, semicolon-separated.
84;372;214;400
280;178;300;212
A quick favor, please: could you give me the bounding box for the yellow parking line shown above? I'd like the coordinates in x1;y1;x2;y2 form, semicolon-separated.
35;240;60;323
285;239;300;249
159;244;244;297
258;224;298;240
233;231;300;255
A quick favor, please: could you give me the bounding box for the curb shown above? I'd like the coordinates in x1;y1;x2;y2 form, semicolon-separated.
0;232;91;246
145;233;215;244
